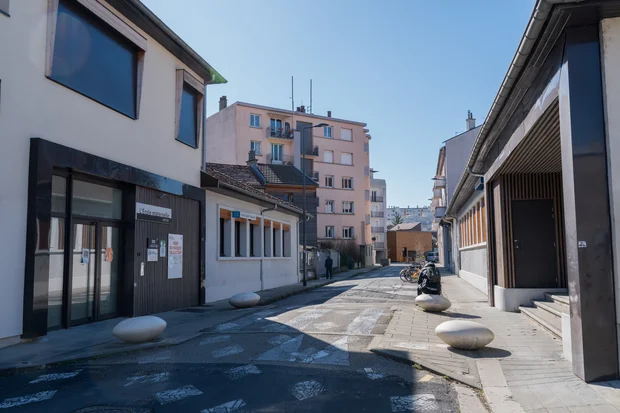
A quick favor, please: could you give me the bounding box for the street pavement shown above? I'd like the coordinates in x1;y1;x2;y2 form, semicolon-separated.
0;266;474;412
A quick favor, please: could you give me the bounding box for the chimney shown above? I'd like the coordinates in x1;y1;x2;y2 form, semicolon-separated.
219;96;227;111
466;110;476;130
247;150;257;166
298;105;306;113
327;110;332;118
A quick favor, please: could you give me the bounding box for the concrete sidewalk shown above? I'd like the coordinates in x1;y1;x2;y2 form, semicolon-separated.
371;269;620;413
0;265;379;376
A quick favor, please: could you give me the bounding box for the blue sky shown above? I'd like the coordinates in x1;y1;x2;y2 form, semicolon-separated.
143;0;534;207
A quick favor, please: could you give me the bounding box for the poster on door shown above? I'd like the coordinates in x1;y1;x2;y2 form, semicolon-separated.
167;234;183;279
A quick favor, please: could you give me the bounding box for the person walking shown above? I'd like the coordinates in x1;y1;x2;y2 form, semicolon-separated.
325;255;333;279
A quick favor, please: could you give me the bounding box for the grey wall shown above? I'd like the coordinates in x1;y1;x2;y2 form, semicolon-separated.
445;126;481;204
460;246;487;278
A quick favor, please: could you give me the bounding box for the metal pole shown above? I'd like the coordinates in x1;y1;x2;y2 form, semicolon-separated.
302;126;307;286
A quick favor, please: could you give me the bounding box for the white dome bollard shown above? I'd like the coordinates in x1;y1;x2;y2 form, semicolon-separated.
415;294;452;312
112;316;167;343
229;292;260;309
435;320;494;350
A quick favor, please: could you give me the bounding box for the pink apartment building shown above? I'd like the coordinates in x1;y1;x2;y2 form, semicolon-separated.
207;98;372;258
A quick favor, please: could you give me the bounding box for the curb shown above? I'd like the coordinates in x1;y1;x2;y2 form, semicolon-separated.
370;348;482;390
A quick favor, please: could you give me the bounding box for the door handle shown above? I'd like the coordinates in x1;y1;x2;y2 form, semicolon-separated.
514;239;521;249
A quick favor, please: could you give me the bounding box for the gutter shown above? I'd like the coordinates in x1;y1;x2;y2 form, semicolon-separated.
446;0;581;215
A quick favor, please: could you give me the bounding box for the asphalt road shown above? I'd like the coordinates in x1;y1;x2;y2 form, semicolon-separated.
0;266;463;412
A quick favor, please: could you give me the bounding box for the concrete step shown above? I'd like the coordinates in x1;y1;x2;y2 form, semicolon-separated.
532;299;569;318
545;292;569;306
519;305;562;339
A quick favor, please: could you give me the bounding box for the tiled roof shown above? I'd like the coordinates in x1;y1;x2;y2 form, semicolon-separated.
203;163;303;215
389;222;422;231
204;163;264;188
255;164;318;187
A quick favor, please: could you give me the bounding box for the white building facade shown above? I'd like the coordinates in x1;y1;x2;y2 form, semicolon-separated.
370;170;388;260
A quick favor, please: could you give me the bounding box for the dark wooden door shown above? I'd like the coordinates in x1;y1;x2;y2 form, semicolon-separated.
512;199;557;288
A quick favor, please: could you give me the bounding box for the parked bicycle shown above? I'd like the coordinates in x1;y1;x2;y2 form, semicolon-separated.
399;260;427;283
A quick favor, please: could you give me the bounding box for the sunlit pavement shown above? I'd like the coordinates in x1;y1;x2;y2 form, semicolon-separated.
0;266;468;412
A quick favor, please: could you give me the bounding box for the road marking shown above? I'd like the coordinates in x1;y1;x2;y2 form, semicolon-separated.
291;380;324;401
306;336;349;366
0;390;57;409
346;308;384;335
313;321;338;331
212;345;244;358
363;367;385;380
137;350;172;364
394;342;429;351
155;385;203;405
267;335;292;345
216;310;277;332
215;322;238;332
419;374;433;382
390;394;438;412
124;372;169;387
264;309;330;332
201;399;246;412
225;364;261;380
200;335;231;345
256;334;303;362
29;370;81;384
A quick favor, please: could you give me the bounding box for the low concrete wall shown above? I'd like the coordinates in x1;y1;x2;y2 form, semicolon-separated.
459;270;488;295
458;245;488;294
494;285;568;312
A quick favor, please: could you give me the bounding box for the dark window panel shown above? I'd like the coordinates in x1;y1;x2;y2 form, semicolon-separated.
177;85;198;147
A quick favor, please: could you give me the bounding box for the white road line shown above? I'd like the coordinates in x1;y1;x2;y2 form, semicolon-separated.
29;370;81;384
124;372;169;387
291;380;324;401
363;367;385;380
390;394;438;412
313;321;338;331
216;310;277;332
419;374;433;383
0;390;57;409
394;342;429;351
267;335;292;346
264;309;330;332
200;399;246;412
212;345;244;358
137;350;172;364
346;308;384;335
256;335;303;362
307;336;349;366
225;364;261;380
155;385;203;405
200;335;231;345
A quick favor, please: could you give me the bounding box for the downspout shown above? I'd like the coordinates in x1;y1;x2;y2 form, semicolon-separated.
260;204;278;290
202;85;207;172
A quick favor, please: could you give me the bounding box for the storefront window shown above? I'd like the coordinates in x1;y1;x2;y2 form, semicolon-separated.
72;180;122;219
47;217;65;329
52;175;67;214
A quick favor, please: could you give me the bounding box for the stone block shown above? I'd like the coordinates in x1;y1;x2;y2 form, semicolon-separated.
435;320;494;350
112;316;167;343
415;294;452;312
229;292;260;309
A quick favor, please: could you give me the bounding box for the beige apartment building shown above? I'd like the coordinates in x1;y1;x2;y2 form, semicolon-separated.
207;99;372;257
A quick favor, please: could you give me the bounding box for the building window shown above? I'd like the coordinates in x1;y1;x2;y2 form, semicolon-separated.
271;143;283;163
50;0;140;118
364;142;369;152
325;200;334;213
176;81;201;148
342;201;354;214
459;198;487;248
250;114;261;127
325;175;334;188
251;141;261;155
286;193;294;202
313;171;320;181
270;118;282;135
325;226;335;238
342;177;353;189
364;166;369;176
343;226;354;239
341;152;353;165
324;150;334;163
341;128;352;141
324;126;332;138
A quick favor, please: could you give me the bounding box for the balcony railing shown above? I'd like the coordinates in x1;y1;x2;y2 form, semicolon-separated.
371;196;384;203
303;146;319;156
373;241;385;249
435;206;446;218
371;211;384;217
371;226;384;233
266;153;294;165
433;177;446;188
267;127;294;139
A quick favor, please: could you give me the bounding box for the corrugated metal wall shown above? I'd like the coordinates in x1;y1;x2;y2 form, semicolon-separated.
134;186;200;315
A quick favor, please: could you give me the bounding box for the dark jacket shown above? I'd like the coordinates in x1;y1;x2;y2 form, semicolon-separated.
325;257;333;269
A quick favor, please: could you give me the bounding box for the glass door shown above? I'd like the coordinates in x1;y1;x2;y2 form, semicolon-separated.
71;221;96;325
98;224;119;319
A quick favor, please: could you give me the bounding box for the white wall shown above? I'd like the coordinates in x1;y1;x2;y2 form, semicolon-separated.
205;191;299;303
206;105;238;164
0;1;205;342
601;16;620;365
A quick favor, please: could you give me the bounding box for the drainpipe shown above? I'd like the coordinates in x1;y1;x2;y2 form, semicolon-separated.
202;85;207;171
260;205;278;290
467;166;484;178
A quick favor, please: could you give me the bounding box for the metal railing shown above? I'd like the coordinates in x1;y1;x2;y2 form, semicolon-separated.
371;211;384;217
371;226;384;233
267;127;294;139
266;153;294;165
371;196;384;203
373;242;385;249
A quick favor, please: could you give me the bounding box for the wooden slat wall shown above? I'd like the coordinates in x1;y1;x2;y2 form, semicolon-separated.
492;180;507;288
498;173;566;288
134;186;200;315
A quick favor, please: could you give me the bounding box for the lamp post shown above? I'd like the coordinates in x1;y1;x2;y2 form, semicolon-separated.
301;123;328;286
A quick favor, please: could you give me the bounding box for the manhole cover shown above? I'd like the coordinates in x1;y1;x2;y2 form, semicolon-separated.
73;407;151;413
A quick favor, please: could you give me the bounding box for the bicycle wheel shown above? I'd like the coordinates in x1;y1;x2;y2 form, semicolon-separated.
399;268;409;282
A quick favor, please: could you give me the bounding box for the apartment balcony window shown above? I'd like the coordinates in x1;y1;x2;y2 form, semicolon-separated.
342;201;354;214
304;146;319;156
323;126;332;138
325;200;334;213
374;241;385;249
325;175;334;188
371;226;384;233
250;114;261;128
371;211;384;218
343;226;354;239
267;145;293;165
342;177;353;189
325;226;335;238
250;141;261;155
371;195;384;203
433;177;446;188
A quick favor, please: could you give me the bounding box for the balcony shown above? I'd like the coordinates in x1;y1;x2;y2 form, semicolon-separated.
266;153;294;165
433;176;446;188
373;241;385;250
267;127;294;140
371;226;384;233
435;206;446;218
371;196;384;203
303;146;319;157
371;211;384;218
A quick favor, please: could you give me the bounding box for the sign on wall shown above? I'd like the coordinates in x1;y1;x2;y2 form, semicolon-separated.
232;211;257;220
168;234;183;279
147;248;158;262
136;202;172;223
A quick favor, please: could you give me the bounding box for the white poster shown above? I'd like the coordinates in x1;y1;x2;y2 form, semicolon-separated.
168;234;183;279
147;248;158;262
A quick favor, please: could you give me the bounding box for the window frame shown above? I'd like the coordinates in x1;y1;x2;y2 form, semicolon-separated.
175;69;205;149
325;226;335;239
343;226;354;239
342;201;354;214
324;150;334;163
250;141;262;155
46;0;148;119
341;128;353;141
250;113;261;128
341;152;353;165
325;200;334;213
271;143;283;162
342;177;353;190
325;175;334;188
323;125;333;138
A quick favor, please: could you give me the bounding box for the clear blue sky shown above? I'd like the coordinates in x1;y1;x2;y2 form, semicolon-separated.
143;0;534;207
